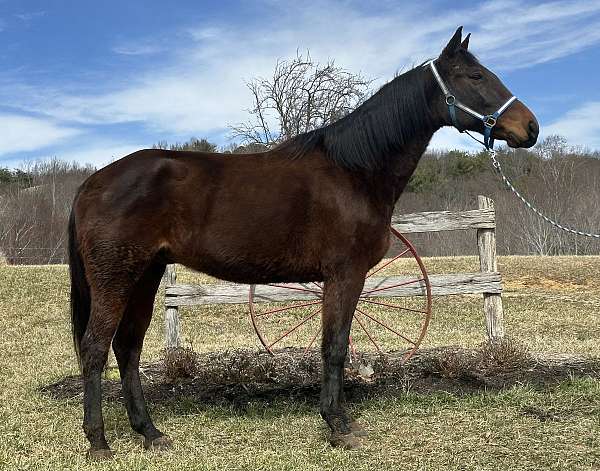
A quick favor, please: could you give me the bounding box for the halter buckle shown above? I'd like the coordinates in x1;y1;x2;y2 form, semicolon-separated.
445;95;456;106
483;116;497;128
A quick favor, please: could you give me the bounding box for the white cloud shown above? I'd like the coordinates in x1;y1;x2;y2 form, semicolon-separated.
188;27;220;41
14;11;46;22
18;1;600;129
1;140;147;170
0;114;81;156
112;43;165;56
544;101;600;149
428;127;485;152
3;0;600;159
56;141;146;168
473;1;600;70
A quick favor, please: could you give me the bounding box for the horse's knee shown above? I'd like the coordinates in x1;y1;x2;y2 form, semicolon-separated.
80;337;111;375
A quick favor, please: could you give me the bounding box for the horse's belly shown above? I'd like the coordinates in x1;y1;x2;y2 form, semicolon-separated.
169;224;316;283
178;223;389;285
185;250;323;285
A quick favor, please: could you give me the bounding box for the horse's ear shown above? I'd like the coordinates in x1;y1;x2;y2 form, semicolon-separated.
441;26;463;57
461;33;471;50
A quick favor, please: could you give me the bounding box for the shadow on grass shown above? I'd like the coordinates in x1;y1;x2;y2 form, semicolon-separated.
41;345;600;417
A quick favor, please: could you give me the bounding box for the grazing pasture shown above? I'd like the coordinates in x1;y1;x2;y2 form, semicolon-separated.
1;255;599;470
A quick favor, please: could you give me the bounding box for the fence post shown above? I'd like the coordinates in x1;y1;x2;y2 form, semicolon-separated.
163;264;181;349
477;195;505;340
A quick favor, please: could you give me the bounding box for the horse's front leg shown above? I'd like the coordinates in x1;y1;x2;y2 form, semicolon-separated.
320;271;366;449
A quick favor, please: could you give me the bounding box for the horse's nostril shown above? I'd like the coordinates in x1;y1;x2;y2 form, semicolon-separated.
528;120;539;136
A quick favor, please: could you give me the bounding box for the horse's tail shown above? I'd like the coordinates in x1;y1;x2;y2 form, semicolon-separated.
68;207;90;368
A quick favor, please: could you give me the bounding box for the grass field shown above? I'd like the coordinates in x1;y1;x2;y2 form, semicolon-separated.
1;256;600;470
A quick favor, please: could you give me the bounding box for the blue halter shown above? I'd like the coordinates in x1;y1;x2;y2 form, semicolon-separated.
425;60;517;150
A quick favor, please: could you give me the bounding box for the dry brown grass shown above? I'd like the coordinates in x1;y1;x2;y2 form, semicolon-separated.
162;346;198;382
0;256;599;470
419;337;531;382
431;346;479;379
477;337;530;373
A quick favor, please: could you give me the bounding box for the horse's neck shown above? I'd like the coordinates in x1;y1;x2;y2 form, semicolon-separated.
385;73;445;203
374;124;439;208
355;74;445;220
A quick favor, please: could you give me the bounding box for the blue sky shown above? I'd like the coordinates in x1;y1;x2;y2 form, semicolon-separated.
2;0;600;168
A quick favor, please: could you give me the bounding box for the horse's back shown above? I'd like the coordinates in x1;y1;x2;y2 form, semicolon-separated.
72;148;389;283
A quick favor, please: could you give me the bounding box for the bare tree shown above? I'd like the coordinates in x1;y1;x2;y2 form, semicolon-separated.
153;137;218;152
230;52;372;146
535;134;568;160
0;159;95;264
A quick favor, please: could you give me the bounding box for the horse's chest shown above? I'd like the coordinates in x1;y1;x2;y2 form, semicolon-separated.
361;225;392;269
321;218;391;270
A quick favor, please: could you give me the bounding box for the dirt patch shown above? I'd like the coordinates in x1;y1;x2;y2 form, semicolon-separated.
41;345;600;409
505;275;585;293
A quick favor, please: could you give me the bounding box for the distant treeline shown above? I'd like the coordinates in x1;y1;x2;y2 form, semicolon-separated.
1;135;599;264
152;137;267;154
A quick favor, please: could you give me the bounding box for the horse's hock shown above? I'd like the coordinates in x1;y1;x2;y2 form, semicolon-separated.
162;195;504;355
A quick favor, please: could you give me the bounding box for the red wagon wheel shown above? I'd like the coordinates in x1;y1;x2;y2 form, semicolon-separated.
249;228;432;363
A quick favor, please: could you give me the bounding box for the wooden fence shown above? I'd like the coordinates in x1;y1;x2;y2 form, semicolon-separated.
163;195;504;348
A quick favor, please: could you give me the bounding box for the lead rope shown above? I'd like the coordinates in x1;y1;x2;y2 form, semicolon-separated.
428;58;599;238
464;131;600;239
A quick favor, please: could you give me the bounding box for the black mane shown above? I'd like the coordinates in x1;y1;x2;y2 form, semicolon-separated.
280;64;435;171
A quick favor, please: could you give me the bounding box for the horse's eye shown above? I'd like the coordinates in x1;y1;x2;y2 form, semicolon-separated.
469;71;483;80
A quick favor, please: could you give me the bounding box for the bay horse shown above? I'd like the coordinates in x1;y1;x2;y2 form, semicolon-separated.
69;27;538;458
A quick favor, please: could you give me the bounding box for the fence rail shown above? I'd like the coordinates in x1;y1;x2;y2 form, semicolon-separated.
165;272;501;307
392;208;495;233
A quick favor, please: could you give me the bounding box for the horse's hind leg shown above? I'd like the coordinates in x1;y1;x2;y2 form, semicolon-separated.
112;262;170;450
80;247;151;460
81;288;132;459
320;271;366;449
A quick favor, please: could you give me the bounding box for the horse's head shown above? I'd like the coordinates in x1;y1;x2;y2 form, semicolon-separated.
431;27;538;148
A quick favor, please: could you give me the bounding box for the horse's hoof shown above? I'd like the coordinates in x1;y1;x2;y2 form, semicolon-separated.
330;431;363;450
144;435;173;451
349;421;368;437
86;448;114;461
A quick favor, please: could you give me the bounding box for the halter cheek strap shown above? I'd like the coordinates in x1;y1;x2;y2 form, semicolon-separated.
425;59;517;150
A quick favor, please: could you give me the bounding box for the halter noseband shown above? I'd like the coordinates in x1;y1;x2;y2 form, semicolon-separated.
425;59;517;150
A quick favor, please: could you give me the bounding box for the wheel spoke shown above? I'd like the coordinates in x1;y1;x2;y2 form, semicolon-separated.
365;248;410;279
251;228;432;360
255;299;322;317
355;307;416;346
267;307;322;349
348;334;357;362
358;298;427;315
361;277;425;296
353;313;382;353
304;325;322;355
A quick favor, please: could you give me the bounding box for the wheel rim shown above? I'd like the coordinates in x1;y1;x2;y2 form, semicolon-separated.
249;228;432;363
